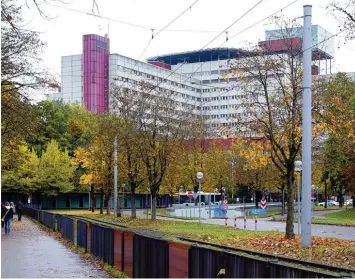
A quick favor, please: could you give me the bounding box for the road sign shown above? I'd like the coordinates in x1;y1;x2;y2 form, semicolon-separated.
187;191;194;198
223;199;228;210
250;208;267;215
260;198;267;209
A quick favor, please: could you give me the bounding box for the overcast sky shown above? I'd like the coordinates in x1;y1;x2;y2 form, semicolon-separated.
23;0;355;86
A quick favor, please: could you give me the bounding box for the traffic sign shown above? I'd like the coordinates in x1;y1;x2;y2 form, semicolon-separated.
223;199;228;210
187;191;194;198
251;208;266;215
260;198;267;209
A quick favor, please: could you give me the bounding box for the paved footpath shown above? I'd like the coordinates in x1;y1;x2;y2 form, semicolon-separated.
1;217;111;278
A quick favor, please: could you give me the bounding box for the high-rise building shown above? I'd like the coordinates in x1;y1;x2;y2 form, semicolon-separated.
50;25;337;138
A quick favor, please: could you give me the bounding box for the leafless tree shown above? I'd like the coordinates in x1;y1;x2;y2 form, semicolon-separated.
328;0;355;40
229;18;305;238
110;81;196;220
1;0;51;97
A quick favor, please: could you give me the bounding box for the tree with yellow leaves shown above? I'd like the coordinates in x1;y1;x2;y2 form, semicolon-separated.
73;113;122;214
229;18;306;238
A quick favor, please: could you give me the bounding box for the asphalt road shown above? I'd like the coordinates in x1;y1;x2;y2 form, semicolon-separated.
128;209;355;241
1;217;111;278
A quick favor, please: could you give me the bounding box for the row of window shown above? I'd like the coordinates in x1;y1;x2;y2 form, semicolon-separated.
209;122;238;128
117;65;198;89
202;104;238;110
114;77;202;102
202;95;243;102
189;69;229;76
202;112;243;120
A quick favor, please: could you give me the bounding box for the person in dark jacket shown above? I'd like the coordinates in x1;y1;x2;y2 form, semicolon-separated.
3;201;14;234
16;201;24;221
1;203;6;228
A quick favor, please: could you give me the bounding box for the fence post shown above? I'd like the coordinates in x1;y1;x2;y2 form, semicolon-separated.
234;217;237;230
74;219;78;247
54;215;58;232
244;216;247;230
255;217;257;231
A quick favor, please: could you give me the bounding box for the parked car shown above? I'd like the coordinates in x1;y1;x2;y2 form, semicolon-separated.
318;200;339;207
345;199;353;206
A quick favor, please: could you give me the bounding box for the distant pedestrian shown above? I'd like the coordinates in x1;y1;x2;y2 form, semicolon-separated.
1;203;6;228
2;201;14;234
16;201;24;221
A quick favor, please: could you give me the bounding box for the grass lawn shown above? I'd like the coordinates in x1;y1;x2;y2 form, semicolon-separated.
312;208;355;226
143;209;199;220
314;206;342;211
47;209;355;270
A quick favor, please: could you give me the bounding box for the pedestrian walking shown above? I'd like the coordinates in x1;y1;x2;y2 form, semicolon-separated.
1;203;6;228
16;201;24;221
2;201;14;234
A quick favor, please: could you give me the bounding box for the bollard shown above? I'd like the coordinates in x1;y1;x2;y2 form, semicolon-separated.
234;217;237;230
225;217;228;227
255;218;258;231
244;216;247;230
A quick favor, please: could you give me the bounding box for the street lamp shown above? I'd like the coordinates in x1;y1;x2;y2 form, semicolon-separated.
196;172;203;223
121;183;126;211
295;160;302;235
214;188;218;204
178;188;183;205
88;184;91;211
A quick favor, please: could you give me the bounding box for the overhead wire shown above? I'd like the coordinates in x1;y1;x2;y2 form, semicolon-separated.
113;0;201;94
122;0;267;101
40;1;270;34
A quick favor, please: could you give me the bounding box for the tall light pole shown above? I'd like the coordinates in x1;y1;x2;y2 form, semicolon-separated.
88;184;91;211
121;183;126;212
302;4;312;248
295;160;302;235
196;172;203;223
114;136;118;217
231;160;235;199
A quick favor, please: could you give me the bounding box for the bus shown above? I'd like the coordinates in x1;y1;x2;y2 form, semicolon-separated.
173;191;222;206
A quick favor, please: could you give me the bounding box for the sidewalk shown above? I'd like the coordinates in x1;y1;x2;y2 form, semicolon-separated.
1;217;111;278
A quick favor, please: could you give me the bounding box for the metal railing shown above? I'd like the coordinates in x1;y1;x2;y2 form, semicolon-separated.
24;208;355;278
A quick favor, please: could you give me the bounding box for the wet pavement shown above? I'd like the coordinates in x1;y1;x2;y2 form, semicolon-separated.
1;217;111;278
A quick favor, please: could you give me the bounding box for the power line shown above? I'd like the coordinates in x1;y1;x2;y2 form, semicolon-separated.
227;0;300;42
114;0;201;94
123;0;267;100
176;0;301;90
40;1;271;35
199;0;265;51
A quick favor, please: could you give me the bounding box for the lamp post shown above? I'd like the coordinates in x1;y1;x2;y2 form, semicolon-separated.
121;183;126;211
178;188;182;205
196;172;203;223
295;160;302;235
88;184;91;211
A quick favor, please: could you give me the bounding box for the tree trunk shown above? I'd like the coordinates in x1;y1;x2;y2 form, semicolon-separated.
281;184;285;216
285;169;295;239
151;194;157;220
255;191;258;209
105;197;110;215
324;181;328;209
338;191;343;208
100;187;104;214
352;196;355;208
131;194;137;219
91;185;95;213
